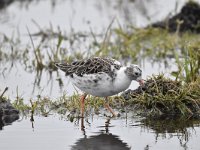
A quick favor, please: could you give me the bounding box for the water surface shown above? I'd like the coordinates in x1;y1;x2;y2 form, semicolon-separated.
1;0;200;150
0;115;200;150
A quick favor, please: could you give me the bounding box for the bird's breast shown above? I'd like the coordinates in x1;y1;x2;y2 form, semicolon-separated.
70;72;131;97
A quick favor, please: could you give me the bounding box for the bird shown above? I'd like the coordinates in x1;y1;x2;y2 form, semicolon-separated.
55;57;144;117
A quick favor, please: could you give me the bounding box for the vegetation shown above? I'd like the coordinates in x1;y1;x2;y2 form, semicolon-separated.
3;75;200;118
1;25;200;69
1;18;200;118
124;75;200;117
10;92;111;121
173;44;200;83
1;2;200;148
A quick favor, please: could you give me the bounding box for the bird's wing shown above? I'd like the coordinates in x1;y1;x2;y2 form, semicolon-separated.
55;57;122;77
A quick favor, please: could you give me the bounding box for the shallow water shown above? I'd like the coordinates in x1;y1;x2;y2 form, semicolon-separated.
0;0;188;37
1;0;200;150
0;114;200;150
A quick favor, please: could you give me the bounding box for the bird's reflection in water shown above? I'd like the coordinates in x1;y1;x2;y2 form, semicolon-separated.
72;117;130;150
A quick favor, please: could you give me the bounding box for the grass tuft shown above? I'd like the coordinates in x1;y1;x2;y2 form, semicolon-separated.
124;74;200;117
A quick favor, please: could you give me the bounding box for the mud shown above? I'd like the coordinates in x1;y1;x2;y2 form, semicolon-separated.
151;1;200;33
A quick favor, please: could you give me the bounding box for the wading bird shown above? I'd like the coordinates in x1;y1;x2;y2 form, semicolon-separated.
55;57;143;117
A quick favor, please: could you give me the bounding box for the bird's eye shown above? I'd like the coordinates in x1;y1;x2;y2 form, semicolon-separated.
135;72;139;76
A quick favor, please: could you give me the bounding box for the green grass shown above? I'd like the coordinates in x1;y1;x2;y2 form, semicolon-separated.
126;75;200;117
4;74;199;118
10;92;117;117
1;25;200;74
1;24;200;118
172;44;200;83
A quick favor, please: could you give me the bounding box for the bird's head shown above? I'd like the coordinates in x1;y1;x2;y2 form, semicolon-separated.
125;64;144;85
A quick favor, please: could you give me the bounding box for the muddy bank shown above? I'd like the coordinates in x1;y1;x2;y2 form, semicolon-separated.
151;1;200;33
0;88;19;129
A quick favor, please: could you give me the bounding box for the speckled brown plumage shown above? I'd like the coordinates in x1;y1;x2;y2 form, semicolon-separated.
55;57;122;77
55;57;143;117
